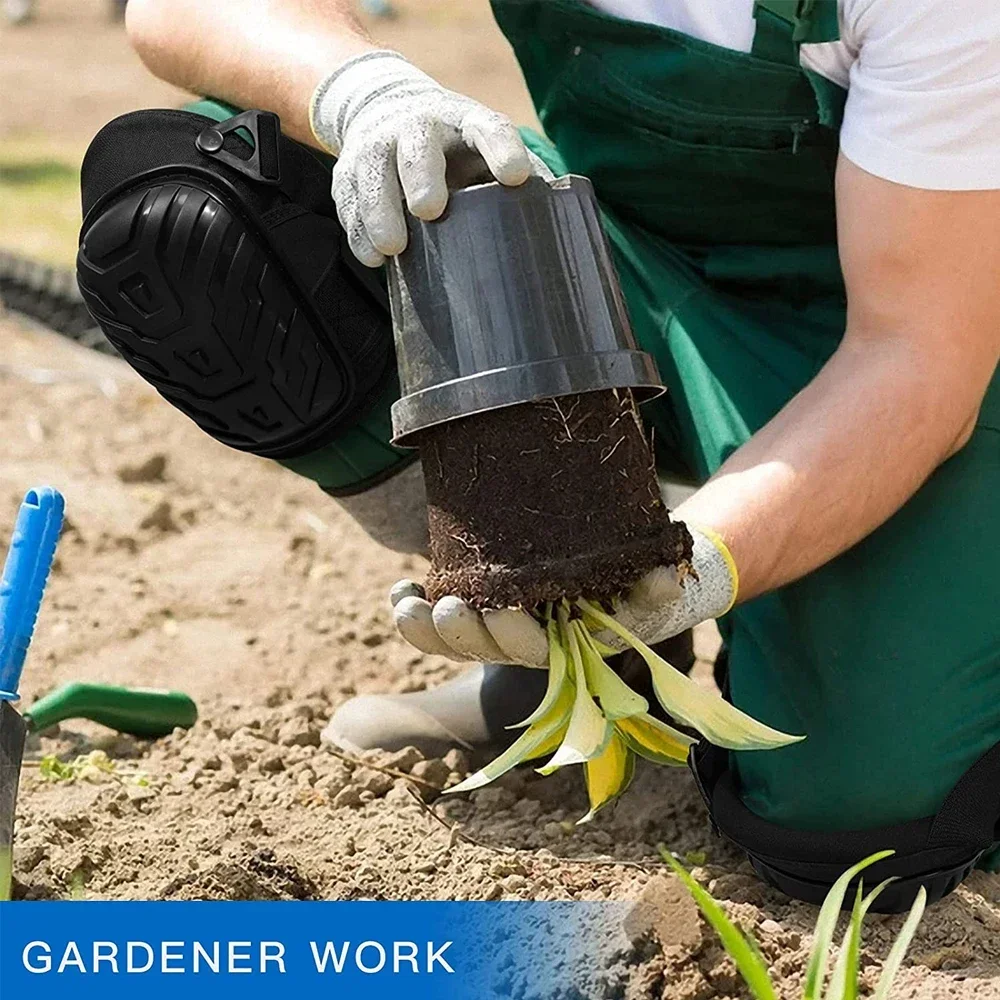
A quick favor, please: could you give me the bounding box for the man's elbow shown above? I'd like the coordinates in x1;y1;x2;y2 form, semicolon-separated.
854;331;994;464
917;386;982;463
928;357;993;460
125;0;184;83
877;353;987;466
946;411;979;458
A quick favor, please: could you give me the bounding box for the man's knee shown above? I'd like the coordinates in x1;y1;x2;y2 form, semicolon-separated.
692;736;1000;912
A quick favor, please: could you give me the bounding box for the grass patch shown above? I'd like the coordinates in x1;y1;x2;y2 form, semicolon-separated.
0;136;85;268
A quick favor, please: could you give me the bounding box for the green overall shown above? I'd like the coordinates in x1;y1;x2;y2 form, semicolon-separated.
487;0;1000;857
189;0;1000;876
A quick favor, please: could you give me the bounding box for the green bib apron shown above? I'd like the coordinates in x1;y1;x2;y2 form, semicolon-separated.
190;0;999;890
491;0;1000;866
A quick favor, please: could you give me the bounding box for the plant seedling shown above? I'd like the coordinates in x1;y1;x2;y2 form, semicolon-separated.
659;846;927;1000
449;601;802;821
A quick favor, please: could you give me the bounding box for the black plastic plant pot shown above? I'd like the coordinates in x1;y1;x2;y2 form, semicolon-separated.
386;175;690;610
386;174;664;446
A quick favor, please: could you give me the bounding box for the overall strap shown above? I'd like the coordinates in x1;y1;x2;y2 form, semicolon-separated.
752;0;841;62
752;0;846;126
751;0;801;66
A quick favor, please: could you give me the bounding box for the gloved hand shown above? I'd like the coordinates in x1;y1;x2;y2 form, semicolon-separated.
310;50;552;267
390;525;739;667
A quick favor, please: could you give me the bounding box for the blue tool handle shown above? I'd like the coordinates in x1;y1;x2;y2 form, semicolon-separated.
0;488;65;701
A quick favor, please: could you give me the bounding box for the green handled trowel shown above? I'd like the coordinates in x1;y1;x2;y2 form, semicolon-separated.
23;682;196;739
0;489;196;901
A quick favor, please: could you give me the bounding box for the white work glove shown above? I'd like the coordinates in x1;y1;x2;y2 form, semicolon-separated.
390;526;739;668
310;50;552;267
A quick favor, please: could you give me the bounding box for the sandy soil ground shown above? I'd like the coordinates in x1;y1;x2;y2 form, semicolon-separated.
3;316;1000;998
3;2;1000;998
0;0;537;144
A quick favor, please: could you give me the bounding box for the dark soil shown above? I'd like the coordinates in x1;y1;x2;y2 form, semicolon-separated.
419;389;692;609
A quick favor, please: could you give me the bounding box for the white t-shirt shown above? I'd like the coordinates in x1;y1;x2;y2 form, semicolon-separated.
590;0;1000;190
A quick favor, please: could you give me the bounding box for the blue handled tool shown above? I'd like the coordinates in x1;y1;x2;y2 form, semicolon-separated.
0;487;64;901
0;487;65;701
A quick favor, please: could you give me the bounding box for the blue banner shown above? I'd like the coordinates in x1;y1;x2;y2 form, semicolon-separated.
0;900;630;999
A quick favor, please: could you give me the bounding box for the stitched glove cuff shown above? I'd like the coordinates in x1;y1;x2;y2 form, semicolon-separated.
310;49;425;155
607;525;739;647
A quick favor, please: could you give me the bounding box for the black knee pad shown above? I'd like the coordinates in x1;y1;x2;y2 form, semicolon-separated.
691;740;1000;913
77;109;394;462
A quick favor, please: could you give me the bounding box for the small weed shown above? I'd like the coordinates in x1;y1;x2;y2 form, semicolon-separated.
38;749;149;787
67;869;87;901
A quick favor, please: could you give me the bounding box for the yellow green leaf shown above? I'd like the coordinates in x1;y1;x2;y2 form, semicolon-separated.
590;637;620;658
617;712;695;765
825;879;892;1000
579;600;804;751
522;720;570;763
579;732;635;824
0;847;11;903
803;850;894;1000
446;681;573;794
509;619;569;730
871;886;926;1000
576;622;648;721
536;619;612;775
660;848;778;1000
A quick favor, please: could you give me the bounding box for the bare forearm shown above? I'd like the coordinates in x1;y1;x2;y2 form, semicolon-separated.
126;0;374;146
676;156;1000;604
675;337;980;602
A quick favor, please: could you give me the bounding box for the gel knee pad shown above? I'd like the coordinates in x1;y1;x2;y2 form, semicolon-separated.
77;108;412;492
691;740;1000;913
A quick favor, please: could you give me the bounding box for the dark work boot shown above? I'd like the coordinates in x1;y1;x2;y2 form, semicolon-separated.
321;631;696;759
